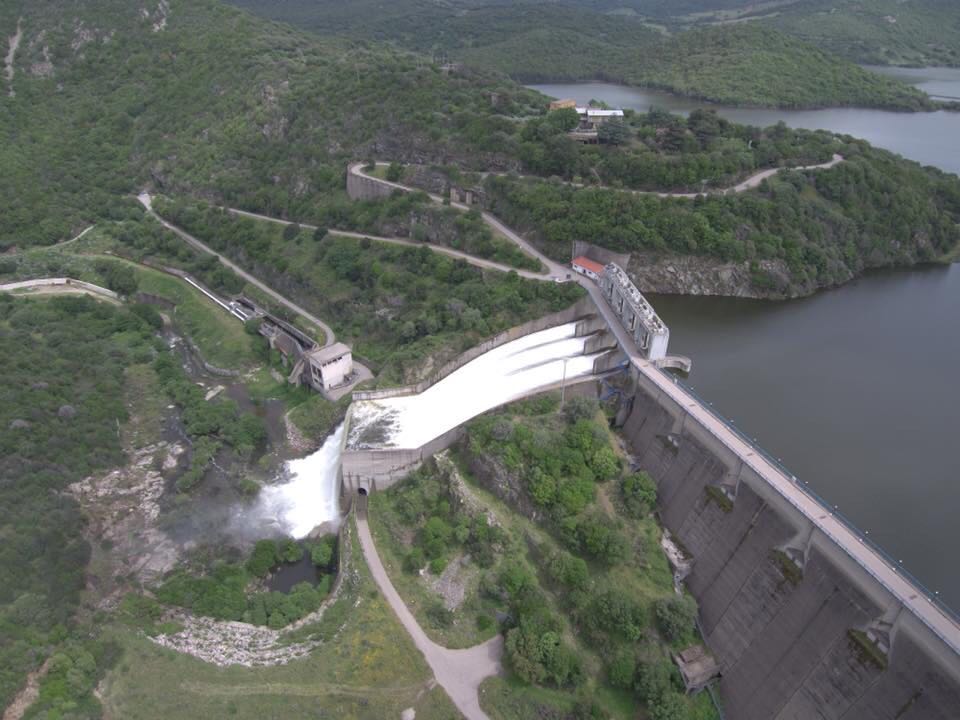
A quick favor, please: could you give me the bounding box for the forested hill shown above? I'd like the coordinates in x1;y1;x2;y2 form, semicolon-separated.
227;0;932;110
0;0;538;250
557;0;960;68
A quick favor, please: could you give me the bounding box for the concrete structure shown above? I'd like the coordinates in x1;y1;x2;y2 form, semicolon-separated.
305;342;353;392
572;240;631;271
340;298;620;494
674;645;721;694
576;107;624;126
619;366;960;719
599;263;670;361
571;255;604;281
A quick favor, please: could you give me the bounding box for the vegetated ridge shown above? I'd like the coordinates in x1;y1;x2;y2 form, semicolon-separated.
226;0;934;109
0;0;542;251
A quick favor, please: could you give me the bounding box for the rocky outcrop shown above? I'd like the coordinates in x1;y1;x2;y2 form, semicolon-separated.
464;447;541;522
627;252;805;299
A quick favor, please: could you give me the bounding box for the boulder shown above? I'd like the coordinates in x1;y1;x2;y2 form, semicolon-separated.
58;404;77;420
9;419;30;430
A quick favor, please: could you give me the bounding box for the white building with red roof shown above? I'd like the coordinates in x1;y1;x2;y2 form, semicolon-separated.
571;255;605;281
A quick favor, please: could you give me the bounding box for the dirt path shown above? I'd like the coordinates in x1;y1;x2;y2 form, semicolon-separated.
225;206;550;280
2;659;50;720
356;513;502;720
470;153;845;198
4;18;21;98
137;193;337;346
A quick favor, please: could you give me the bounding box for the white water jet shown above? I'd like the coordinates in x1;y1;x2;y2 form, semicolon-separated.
349;322;597;449
258;423;345;539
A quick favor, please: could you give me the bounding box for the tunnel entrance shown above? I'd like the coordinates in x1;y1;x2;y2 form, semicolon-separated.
357;487;368;496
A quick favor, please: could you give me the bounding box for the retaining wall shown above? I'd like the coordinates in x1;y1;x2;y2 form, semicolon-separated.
346;170;397;201
0;277;119;300
621;370;960;719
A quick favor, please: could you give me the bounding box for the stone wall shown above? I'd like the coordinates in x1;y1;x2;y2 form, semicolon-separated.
346;169;397;201
621;372;960;719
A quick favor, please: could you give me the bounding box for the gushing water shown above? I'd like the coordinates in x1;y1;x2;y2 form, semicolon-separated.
254;323;598;539
256;423;345;539
349;323;596;449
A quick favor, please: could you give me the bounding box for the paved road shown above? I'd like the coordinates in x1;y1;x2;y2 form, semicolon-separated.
225;207;549;280
356;513;502;720
138;194;337;347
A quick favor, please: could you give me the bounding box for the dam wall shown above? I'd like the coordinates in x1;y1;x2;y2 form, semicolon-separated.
622;369;960;719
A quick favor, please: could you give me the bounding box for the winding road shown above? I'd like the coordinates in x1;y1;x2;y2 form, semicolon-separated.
356;512;502;720
370;153;845;200
225;206;550;280
137;193;337;346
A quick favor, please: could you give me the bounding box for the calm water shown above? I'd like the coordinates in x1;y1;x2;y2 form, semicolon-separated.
530;73;960;609
529;71;960;175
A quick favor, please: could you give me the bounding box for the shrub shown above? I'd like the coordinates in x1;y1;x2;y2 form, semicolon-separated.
246;540;279;577
655;595;698;644
621;472;657;518
403;547;425;574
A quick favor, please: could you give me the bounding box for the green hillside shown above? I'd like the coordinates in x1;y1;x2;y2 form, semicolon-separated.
0;0;538;250
765;0;960;68
225;0;931;109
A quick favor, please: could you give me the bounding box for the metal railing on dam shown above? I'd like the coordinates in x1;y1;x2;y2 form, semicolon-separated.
650;364;960;654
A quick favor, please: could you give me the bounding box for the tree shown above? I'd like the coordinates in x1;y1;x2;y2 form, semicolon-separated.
545;107;580;133
313;226;328;242
621;472;657;518
282;223;301;241
598;119;629;145
385;162;404;182
649;692;690;720
564;396;599;424
309;536;335;568
655;595;698;644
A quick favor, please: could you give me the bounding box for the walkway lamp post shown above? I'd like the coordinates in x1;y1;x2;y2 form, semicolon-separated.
560;357;569;407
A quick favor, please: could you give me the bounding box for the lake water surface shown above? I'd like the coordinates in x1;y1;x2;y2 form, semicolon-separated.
529;73;960;609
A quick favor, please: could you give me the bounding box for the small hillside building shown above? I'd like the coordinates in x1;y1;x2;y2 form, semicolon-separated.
571;256;605;282
306;342;354;392
576;107;624;129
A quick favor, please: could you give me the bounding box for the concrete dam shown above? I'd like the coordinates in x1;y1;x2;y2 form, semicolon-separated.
620;363;960;719
259;281;959;717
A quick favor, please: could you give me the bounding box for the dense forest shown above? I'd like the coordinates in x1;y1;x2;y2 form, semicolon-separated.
227;0;933;109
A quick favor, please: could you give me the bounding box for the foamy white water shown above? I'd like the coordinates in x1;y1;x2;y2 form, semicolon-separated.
258;423;345;538
349;322;597;449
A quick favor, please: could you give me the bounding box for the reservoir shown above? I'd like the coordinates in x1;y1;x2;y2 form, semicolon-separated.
529;68;960;175
530;73;960;609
